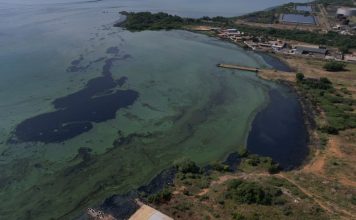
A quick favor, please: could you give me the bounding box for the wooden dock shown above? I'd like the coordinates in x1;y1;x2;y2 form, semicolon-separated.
217;63;259;72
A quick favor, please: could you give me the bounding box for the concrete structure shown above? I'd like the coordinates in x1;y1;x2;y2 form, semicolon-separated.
344;53;356;62
129;205;173;220
337;7;356;17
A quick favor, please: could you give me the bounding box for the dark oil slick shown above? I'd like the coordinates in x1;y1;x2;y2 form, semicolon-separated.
12;48;138;143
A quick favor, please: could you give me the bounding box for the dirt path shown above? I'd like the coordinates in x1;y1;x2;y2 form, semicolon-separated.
302;149;326;175
199;172;355;219
277;173;355;219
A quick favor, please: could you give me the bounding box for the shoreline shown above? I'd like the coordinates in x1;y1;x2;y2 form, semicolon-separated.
99;8;356;220
91;11;320;219
91;32;314;220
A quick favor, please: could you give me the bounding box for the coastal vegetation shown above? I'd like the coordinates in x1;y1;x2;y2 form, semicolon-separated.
147;187;172;204
296;74;356;134
117;12;185;31
148;157;330;220
226;179;284;205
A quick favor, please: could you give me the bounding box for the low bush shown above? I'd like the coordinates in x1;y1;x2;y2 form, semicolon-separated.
226;180;283;205
323;61;346;72
147;187;172;204
174;158;200;174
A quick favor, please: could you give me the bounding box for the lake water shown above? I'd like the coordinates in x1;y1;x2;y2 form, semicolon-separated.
0;0;308;219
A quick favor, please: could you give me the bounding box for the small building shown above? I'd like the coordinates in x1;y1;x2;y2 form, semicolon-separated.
294;45;328;58
269;40;286;50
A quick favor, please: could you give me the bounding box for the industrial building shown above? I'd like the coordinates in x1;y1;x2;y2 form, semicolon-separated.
336;7;356;17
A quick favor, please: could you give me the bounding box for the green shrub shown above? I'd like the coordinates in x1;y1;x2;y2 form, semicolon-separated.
147;187;172;204
232;213;246;220
227;180;283;205
211;162;230;172
174;158;200;174
238;148;249;157
323;61;346;72
296;72;305;82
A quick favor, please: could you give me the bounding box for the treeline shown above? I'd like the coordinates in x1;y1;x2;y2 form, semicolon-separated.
316;0;355;6
116;12;233;31
116;12;185;31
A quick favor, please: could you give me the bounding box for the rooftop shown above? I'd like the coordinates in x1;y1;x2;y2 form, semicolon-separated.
295;46;327;54
281;14;316;25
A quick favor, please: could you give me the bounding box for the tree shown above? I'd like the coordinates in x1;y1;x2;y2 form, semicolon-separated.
296;72;305;82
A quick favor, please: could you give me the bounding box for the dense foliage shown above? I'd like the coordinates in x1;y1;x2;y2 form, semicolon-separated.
316;0;355;6
174;158;200;174
226;180;284;205
297;75;356;134
323;61;346;72
147;187;172;204
117;12;185;31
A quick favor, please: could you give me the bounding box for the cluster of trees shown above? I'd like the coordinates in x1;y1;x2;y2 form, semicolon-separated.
323;61;346;72
296;73;356;134
117;12;231;31
118;12;185;31
226;179;284;205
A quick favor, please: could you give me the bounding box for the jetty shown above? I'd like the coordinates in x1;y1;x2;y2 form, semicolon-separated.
217;63;294;81
217;63;259;72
